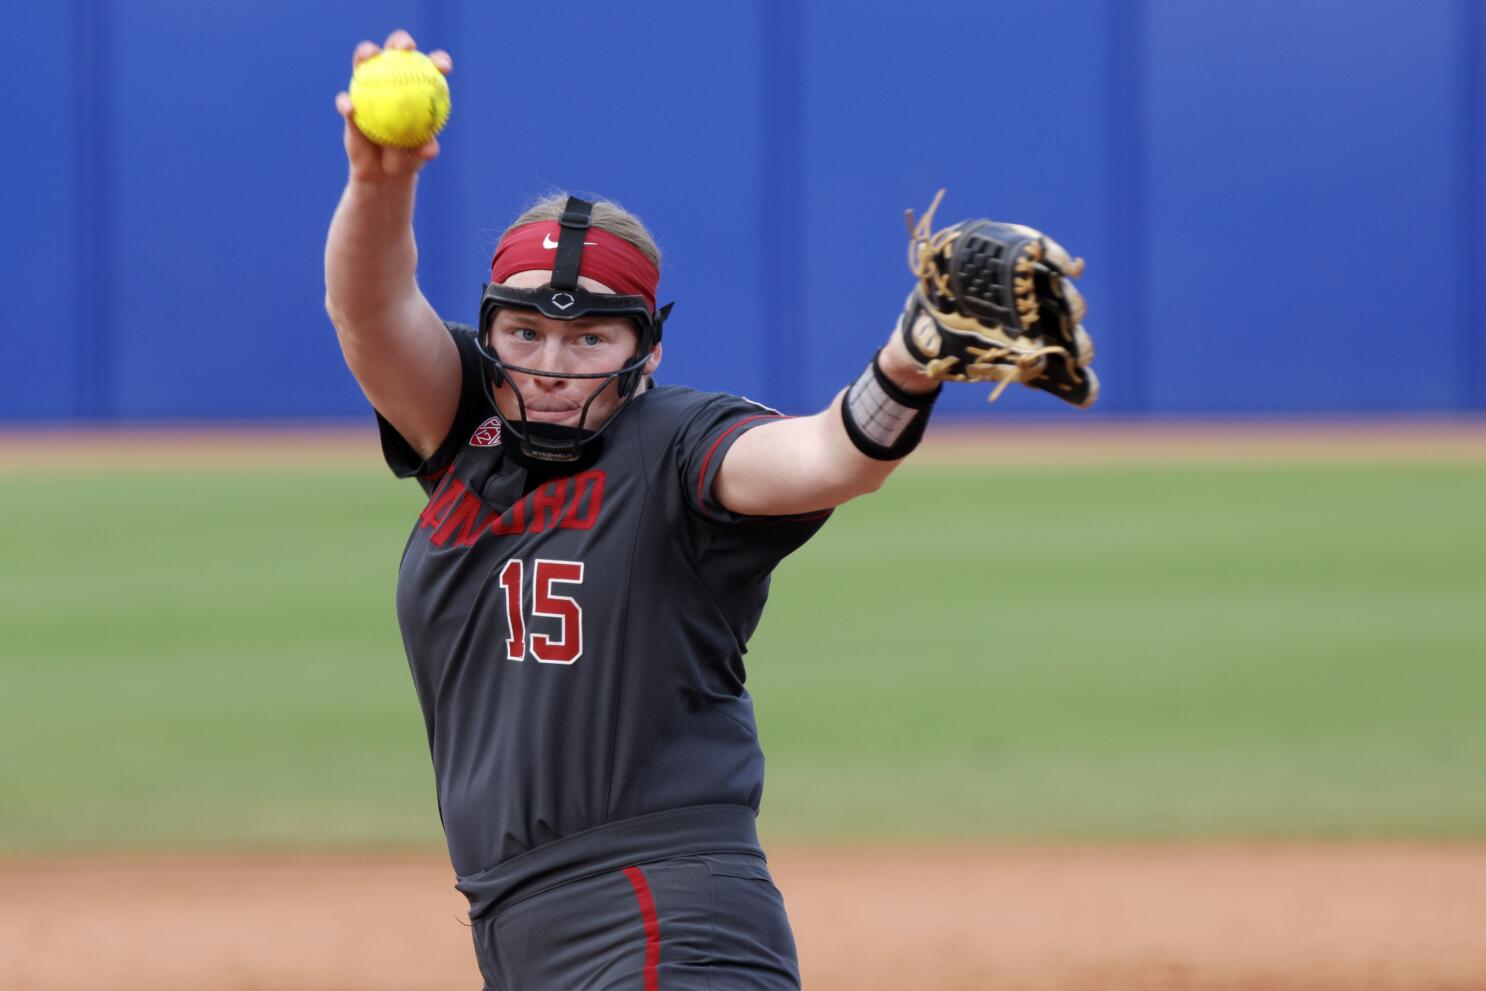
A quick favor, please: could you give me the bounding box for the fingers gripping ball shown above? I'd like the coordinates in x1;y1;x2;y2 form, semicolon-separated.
348;49;451;148
899;189;1099;408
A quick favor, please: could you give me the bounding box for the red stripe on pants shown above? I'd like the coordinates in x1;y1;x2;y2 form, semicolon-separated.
622;865;661;991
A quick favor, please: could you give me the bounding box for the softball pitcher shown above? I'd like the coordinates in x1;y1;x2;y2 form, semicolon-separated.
325;30;1096;990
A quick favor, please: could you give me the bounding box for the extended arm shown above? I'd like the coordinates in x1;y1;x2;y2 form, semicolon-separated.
716;191;1099;518
324;31;457;460
713;331;939;517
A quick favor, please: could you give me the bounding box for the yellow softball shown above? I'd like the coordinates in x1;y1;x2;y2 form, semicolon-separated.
349;49;451;149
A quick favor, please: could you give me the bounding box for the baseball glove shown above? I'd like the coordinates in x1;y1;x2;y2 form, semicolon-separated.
899;189;1098;407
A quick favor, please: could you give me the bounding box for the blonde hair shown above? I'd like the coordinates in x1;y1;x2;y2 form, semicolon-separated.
506;193;662;271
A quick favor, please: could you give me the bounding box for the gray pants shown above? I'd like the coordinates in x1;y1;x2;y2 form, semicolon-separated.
472;852;800;990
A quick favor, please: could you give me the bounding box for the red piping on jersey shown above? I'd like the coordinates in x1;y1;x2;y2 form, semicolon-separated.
622;866;661;991
695;414;778;516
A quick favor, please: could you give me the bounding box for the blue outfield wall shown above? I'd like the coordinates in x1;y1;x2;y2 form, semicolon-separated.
2;0;1482;422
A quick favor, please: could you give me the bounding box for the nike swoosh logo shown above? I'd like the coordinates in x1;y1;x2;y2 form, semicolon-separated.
543;234;597;249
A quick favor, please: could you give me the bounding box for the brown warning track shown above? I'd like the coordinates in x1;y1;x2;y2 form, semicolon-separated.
911;418;1486;466
0;418;1481;472
2;844;1484;991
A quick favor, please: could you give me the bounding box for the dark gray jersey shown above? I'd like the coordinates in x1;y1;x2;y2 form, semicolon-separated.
377;323;829;880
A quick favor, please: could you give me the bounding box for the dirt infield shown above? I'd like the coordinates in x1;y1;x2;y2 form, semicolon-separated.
3;845;1485;991
0;418;1481;471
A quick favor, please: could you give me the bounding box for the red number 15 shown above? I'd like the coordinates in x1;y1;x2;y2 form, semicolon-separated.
497;558;585;665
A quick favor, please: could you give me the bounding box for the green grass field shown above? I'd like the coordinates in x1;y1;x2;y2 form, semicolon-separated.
1;460;1482;852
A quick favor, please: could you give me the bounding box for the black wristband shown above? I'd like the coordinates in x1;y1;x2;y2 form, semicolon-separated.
840;349;941;461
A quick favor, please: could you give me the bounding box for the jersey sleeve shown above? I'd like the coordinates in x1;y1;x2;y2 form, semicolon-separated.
374;321;490;490
673;392;832;525
656;389;831;585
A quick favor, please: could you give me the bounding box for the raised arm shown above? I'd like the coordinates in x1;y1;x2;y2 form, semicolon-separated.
324;30;458;460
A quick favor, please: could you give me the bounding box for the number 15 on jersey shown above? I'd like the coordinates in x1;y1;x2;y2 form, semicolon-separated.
496;558;585;665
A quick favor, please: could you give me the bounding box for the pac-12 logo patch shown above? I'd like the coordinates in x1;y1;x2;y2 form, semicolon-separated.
470;417;503;448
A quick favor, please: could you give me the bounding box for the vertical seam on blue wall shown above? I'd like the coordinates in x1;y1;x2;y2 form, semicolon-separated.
1106;0;1148;413
760;0;805;412
418;0;458;322
1457;0;1483;411
73;0;114;420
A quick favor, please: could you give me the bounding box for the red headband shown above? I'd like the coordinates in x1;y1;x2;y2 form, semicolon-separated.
490;222;660;313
